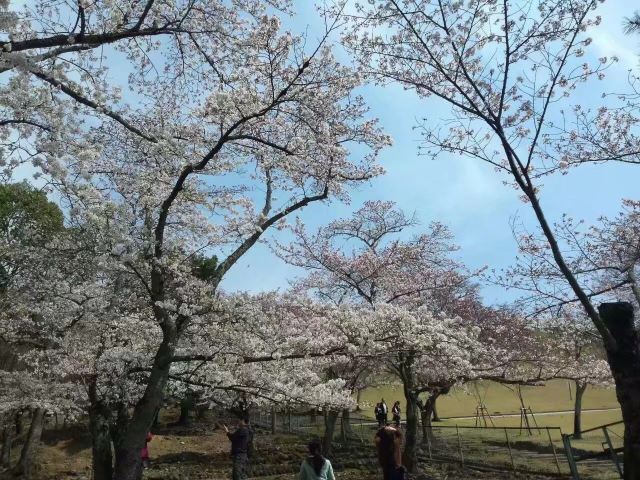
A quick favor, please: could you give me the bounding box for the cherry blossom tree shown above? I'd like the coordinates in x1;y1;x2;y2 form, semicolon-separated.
495;200;640;316
0;1;294;180
332;304;483;471
1;2;390;476
282;201;553;470
341;1;640;475
280;201;467;307
541;312;612;438
42;10;387;479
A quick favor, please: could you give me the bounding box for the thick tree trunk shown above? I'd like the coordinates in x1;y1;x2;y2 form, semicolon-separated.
195;405;206;420
89;402;114;480
15;410;24;436
13;408;44;478
340;408;354;443
599;302;640;480
1;424;11;467
400;356;419;474
322;411;339;456
355;389;362;412
573;381;587;440
178;396;192;426
152;408;160;429
420;397;435;444
113;331;176;480
432;395;441;422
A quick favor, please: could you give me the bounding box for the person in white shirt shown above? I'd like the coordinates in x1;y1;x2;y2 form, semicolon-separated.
298;439;336;480
380;399;388;425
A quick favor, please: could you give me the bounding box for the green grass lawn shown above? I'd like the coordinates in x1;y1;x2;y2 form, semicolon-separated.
358;379;619;420
358;379;623;462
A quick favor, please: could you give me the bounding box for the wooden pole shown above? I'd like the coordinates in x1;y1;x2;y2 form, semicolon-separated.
546;427;562;475
456;425;464;467
602;426;623;479
504;427;516;473
562;434;580;480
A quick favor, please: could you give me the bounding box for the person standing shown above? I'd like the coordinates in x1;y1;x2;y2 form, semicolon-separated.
375;426;407;480
391;401;401;428
374;402;383;427
140;431;153;468
380;399;388;426
298;438;336;480
222;416;253;480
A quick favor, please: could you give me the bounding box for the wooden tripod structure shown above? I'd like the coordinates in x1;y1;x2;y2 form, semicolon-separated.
472;383;495;427
474;404;495;427
516;386;541;435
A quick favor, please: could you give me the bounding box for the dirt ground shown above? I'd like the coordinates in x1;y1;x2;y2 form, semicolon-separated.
2;414;567;480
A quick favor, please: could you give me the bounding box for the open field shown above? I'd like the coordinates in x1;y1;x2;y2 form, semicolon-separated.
359;379;620;420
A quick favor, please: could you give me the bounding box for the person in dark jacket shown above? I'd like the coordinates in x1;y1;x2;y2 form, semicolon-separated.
391;401;401;428
222;416;253;480
374;402;383;427
375;426;407;480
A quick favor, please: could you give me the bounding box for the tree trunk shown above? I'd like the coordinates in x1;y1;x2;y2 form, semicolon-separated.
152;408;160;429
420;397;435;445
89;406;114;480
573;381;587;440
195;405;206;420
599;302;640;480
15;410;24;436
178;396;192;426
322;411;339;456
113;328;176;480
400;356;418;473
432;395;441;422
341;408;354;443
13;408;44;478
1;424;11;467
87;380;115;480
355;389;362;412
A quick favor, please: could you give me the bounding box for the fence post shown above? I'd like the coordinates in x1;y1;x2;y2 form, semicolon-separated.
546;427;562;475
426;426;432;460
562;434;580;480
602;426;623;479
504;427;516;473
456;425;464;468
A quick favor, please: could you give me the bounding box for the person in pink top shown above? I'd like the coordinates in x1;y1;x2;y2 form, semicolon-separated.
140;432;153;468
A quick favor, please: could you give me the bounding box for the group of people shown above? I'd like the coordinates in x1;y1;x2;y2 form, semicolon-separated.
374;398;402;428
296;425;407;480
221;407;407;480
142;410;406;480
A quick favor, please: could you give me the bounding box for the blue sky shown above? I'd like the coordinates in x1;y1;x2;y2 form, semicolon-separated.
220;0;640;305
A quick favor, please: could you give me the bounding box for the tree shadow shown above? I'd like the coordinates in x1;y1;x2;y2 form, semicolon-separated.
41;425;91;455
153;451;226;466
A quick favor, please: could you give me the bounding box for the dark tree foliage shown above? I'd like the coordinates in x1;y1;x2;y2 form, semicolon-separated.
190;254;218;283
0;182;64;291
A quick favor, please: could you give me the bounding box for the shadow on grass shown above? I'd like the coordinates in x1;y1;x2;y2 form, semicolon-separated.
41;425;91;455
153;451;225;466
